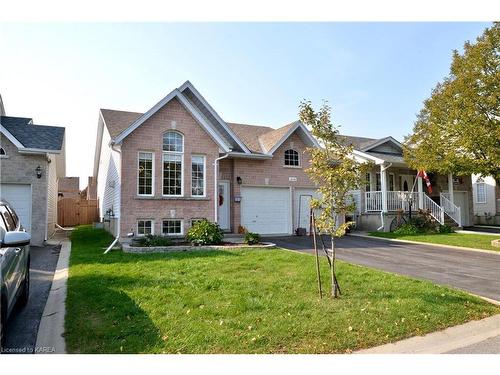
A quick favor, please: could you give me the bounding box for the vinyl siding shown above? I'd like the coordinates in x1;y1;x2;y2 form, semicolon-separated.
46;153;58;237
97;126;121;220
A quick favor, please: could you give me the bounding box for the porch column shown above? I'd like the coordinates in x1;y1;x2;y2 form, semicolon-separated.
381;164;387;212
417;176;424;209
448;172;454;204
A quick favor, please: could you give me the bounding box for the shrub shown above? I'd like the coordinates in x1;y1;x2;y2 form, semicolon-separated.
134;234;172;247
186;219;224;245
244;232;260;245
393;223;420;235
438;224;454;233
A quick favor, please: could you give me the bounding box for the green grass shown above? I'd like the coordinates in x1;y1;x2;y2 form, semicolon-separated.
370;231;500;251
65;226;499;353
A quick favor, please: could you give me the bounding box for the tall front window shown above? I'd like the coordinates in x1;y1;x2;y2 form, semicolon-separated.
138;152;153;196
375;172;381;191
163;131;183;196
284;149;299;166
191;155;205;196
365;173;371;192
389;173;395;191
476;182;486;203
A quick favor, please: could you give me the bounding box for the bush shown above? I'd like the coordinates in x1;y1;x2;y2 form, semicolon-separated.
186;219;224;245
244;232;260;245
438;224;454;233
393;223;420;235
134;234;172;247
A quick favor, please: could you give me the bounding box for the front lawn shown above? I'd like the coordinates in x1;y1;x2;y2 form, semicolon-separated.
66;226;499;353
370;231;500;252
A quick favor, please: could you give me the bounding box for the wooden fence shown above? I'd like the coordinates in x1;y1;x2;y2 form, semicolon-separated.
57;198;99;227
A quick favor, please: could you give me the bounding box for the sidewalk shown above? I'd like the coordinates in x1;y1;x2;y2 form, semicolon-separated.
356;314;500;354
35;230;72;354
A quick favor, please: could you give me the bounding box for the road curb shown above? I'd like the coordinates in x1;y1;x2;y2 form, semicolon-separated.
356;313;500;354
349;233;500;256
35;235;71;354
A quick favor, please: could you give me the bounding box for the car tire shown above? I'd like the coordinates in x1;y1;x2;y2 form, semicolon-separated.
18;257;30;308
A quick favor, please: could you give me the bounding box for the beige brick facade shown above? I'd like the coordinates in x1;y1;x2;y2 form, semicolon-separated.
0;137;49;246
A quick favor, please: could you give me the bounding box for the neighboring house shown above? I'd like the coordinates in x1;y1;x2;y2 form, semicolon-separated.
0;109;66;246
58;176;80;199
93;81;320;241
472;174;500;225
346;135;474;230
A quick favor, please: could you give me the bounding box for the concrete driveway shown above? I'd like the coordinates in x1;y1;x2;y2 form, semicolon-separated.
267;234;500;301
2;243;61;354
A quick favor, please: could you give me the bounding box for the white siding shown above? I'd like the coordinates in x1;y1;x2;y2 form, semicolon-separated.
46;154;58;237
97;126;121;220
472;174;497;216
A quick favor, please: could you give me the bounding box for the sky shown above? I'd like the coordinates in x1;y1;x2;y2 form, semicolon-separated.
0;22;491;188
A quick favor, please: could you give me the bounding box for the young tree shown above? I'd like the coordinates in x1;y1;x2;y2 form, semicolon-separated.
404;23;500;182
299;101;371;298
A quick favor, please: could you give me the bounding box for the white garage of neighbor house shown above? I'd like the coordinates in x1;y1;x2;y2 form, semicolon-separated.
0;104;66;246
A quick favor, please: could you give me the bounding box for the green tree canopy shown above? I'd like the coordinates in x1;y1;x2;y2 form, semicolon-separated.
404;23;500;183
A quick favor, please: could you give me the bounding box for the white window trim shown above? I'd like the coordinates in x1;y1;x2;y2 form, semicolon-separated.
162;219;184;236
476;182;487;204
375;172;382;191
137;151;155;197
284;149;300;167
191;154;206;197
137;219;155;237
365;172;372;192
162;131;184;197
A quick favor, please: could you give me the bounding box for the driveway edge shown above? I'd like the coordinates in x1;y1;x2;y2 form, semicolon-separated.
349;233;500;256
356;313;500;354
35;235;71;354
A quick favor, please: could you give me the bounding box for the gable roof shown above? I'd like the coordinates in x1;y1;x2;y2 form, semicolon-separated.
100;109;142;138
341;134;405;165
0;115;65;152
227;122;274;154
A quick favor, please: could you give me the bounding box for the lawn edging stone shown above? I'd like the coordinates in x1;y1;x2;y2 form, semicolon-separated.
122;242;276;254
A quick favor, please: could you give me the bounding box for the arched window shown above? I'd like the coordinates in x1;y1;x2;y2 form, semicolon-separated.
0;147;5;155
284;149;299;166
163;131;184;196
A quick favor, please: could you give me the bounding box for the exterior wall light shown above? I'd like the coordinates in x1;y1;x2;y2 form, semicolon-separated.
236;176;242;185
35;165;42;179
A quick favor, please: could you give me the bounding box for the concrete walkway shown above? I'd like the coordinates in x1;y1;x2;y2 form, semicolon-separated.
35;231;71;354
357;314;500;354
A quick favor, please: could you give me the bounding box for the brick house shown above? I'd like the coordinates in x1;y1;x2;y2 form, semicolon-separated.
0;98;66;246
93;81;320;241
93;81;473;241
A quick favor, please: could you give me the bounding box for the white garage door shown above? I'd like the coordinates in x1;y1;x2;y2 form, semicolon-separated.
241;186;291;234
294;188;320;233
0;184;32;232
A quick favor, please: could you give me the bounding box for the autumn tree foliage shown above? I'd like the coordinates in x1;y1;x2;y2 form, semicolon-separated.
404;23;500;183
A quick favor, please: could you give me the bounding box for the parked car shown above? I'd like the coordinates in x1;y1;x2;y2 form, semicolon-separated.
0;200;31;348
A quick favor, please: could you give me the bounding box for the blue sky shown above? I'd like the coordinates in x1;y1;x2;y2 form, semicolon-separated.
0;22;490;186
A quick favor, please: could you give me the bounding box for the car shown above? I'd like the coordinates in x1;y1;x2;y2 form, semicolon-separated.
0;199;31;349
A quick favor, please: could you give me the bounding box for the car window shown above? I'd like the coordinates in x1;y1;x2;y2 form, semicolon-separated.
0;205;16;231
6;205;19;228
0;211;6;233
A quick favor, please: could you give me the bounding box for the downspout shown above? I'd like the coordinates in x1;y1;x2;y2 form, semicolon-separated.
213;152;230;223
104;142;121;254
377;162;392;231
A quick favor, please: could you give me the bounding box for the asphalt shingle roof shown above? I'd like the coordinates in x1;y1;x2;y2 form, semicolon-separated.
1;115;65;151
100;109;143;138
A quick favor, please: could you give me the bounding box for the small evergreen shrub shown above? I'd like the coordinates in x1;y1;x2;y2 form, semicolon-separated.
135;234;172;247
393;223;420;235
244;232;260;245
186;219;224;245
438;224;454;233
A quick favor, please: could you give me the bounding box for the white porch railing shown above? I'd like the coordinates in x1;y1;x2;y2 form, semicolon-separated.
365;191;420;212
365;191;383;211
423;194;445;224
440;193;462;227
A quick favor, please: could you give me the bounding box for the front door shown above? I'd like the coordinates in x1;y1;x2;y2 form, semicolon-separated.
217;181;230;231
400;175;415;192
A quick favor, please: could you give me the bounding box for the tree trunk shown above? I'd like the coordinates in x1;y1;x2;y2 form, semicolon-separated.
330;236;341;298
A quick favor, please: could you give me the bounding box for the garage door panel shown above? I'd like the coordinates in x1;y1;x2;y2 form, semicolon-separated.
0;184;32;232
241;187;290;234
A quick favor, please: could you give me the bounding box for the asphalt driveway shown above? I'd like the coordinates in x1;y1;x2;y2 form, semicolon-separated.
2;243;61;354
267;234;500;301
